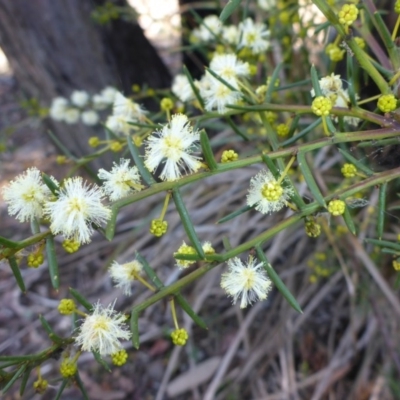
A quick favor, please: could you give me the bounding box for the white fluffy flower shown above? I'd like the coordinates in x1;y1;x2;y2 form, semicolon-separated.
172;74;195;102
109;259;144;295
310;73;343;97
222;25;240;45
2;167;53;222
239;18;270;54
49;97;69;121
221;256;272;308
199;73;241;114
93;87;117;110
44;177;111;244
192;15;222;42
246;170;293;214
81;110;99;126
101;86;118;104
144;114;202;181
64;108;80;124
98;159;143;201
112;92;147;121
74;301;131;355
209;54;249;84
70;90;89;107
258;0;276;11
105;115;131;136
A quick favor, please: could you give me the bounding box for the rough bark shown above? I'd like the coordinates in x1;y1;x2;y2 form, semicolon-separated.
0;0;171;163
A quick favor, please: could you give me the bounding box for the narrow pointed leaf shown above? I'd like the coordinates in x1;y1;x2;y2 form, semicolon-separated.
338;148;374;176
175;293;207;329
46;236;59;290
217;205;254;224
205;67;239;92
261;154;280;179
19;366;33;396
0;355;36;362
54;379;69;400
92;351;111;372
346;54;357;107
131;310;140;349
297;152;326;207
378;182;388;239
225;116;250;141
310;65;322;97
47;130;76;160
39;315;64;344
265;62;283;102
255;246;302;313
220;0;241;22
172;188;205;258
365;238;400;251
183;65;204;109
342;206;356;235
127;134;155;185
69;288;93;312
105;206;118;241
282;118;321;146
8;256;26;293
75;371;90;400
200;130;218;171
42;172;60;196
2;364;27;393
136;252;164;290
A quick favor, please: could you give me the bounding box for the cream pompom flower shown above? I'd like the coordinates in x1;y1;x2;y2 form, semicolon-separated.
74;301;131;355
199;73;241;114
105;115;132;136
172;74;195;102
209;54;249;83
70;90;89;107
112;92;147;122
246;170;293;214
109;259;144;295
44;177;111;244
98;159;143;201
238;18;270;54
221;256;272;308
144;114;202;181
2;167;54;222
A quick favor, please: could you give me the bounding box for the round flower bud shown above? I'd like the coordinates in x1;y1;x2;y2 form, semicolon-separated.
276;123;290;137
150;219;168;237
62;239;80;253
111;349;128;366
160;98;174;111
171;328;189;346
338;4;359;27
33;378;48;394
311;96;332;116
27;252;44;268
341;163;357;178
377;94;397;113
328;199;346;216
221;150;238;163
325;44;345;62
58;299;76;315
60;358;78;377
305;220;321;238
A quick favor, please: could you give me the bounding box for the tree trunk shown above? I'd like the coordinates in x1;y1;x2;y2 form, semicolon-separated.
0;0;171;163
